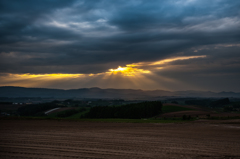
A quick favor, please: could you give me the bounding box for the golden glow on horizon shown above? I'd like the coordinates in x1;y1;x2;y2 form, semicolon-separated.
108;66;150;76
1;55;207;88
14;73;84;78
106;55;206;76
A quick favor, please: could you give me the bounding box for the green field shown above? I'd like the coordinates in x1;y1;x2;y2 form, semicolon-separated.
47;107;89;118
74;118;184;123
66;110;90;119
0;117;185;123
162;105;193;113
48;105;193;119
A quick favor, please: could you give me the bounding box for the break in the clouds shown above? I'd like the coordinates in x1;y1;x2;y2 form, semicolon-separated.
0;0;240;91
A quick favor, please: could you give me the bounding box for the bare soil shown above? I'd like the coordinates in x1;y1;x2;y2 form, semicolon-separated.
1;119;240;159
161;104;240;118
161;111;240;118
161;110;210;118
163;103;201;110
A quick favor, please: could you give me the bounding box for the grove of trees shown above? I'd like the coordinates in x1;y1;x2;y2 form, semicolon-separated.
83;101;162;119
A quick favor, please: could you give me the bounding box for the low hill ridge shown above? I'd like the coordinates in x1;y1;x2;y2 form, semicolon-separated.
0;86;239;99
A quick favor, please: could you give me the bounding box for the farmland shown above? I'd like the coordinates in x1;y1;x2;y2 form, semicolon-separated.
1;98;240;158
1;119;240;159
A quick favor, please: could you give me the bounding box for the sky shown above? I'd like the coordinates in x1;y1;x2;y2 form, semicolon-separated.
0;0;240;92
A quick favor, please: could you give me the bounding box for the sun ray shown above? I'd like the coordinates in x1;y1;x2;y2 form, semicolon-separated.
0;55;207;89
108;66;151;76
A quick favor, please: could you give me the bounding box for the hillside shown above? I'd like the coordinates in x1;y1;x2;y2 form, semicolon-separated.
0;86;240;99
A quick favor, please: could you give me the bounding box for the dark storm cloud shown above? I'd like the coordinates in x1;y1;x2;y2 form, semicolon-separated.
109;0;240;30
0;0;240;75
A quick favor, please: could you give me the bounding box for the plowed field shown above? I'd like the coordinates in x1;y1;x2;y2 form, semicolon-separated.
1;119;240;159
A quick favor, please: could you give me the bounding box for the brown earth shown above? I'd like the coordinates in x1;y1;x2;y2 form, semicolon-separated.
161;104;240;118
161;110;210;118
161;103;210;118
1;119;240;159
162;103;211;111
163;103;201;110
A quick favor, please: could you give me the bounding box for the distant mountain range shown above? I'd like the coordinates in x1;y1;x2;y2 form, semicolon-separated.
0;86;240;99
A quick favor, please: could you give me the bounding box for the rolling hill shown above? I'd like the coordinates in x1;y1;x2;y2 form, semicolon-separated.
0;86;240;99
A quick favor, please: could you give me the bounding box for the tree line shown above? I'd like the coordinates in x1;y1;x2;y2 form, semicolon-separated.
83;101;162;119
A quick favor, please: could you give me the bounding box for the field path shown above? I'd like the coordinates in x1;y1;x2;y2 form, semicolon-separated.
44;108;60;115
1;119;240;159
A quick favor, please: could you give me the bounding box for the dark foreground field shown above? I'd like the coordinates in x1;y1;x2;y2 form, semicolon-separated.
1;119;240;159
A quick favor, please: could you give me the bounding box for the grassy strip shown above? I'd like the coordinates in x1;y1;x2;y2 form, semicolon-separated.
66;110;89;119
208;116;240;120
0;116;185;123
74;118;185;123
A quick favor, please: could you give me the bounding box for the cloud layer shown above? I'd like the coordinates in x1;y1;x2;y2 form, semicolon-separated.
0;0;240;91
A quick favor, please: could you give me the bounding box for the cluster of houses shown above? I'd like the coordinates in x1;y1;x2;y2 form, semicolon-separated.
13;102;32;105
